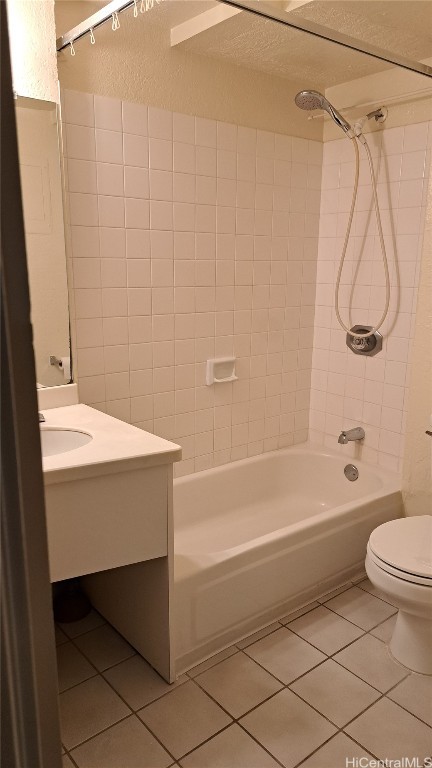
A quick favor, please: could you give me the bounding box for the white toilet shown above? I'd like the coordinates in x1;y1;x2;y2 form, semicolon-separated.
366;515;432;675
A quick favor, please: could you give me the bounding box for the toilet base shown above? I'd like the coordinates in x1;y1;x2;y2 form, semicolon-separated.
390;610;432;675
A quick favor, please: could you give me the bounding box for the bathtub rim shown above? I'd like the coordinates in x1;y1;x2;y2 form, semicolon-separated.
174;441;400;496
174;442;401;563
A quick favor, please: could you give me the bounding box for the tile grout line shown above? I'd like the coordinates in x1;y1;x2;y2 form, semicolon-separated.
57;580;430;763
60;633;181;763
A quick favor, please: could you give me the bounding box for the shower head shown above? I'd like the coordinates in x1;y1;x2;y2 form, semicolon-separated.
295;90;354;137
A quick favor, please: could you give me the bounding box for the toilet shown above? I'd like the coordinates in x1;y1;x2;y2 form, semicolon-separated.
366;515;432;675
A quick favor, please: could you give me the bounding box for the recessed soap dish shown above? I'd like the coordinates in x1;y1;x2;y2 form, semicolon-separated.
206;357;238;385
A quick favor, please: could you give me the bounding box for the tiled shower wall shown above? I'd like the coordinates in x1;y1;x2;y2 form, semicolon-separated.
310;121;431;473
62;90;322;476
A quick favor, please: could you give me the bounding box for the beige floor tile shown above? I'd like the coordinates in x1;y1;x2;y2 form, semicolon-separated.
237;622;281;649
188;647;238;677
334;634;408;693
71;714;172;768
56;643;96;693
56;626;69;646
62;755;74;768
356;577;397;606
287;605;364;655
59;676;130;750
370;614;397;643
59;610;106;639
240;688;336;768
279;603;320;625
345;697;432;761
290;659;380;727
74;624;135;671
388;673;432;726
104;654;187;710
298;733;373;768
244;627;326;684
180;724;280;768
138;680;231;759
317;584;352;603
195;652;282;718
325;587;396;630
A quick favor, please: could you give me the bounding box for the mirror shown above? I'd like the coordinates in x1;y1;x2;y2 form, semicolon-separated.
15;96;71;387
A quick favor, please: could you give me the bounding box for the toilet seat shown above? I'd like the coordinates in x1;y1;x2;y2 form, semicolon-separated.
368;516;432;587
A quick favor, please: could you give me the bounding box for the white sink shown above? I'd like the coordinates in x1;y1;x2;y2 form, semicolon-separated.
40;427;93;457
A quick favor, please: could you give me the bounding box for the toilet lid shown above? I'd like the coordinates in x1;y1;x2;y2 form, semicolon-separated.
369;516;432;580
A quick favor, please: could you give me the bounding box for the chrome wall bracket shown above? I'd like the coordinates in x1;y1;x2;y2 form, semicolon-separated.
346;326;383;356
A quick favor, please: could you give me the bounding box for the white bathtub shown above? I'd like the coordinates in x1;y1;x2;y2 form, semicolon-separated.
173;444;403;672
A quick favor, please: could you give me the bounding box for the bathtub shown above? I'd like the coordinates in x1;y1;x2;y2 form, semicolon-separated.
173;444;403;673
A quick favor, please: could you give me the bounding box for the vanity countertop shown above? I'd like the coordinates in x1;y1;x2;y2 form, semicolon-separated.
41;404;182;484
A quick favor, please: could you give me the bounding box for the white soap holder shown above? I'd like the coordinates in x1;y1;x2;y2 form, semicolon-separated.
206;357;238;386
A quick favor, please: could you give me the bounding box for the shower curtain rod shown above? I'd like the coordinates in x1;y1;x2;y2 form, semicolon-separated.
56;0;432;82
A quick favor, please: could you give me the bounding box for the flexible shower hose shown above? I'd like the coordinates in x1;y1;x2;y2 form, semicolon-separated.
334;133;391;339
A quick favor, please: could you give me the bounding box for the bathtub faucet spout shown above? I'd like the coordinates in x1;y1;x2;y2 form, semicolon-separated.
338;427;365;444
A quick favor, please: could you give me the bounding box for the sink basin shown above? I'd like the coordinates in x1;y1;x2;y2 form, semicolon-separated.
40;427;93;457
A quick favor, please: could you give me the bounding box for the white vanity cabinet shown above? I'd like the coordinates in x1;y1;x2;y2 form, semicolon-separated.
42;403;181;682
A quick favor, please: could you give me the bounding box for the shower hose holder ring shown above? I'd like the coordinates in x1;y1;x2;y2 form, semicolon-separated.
346;326;383;356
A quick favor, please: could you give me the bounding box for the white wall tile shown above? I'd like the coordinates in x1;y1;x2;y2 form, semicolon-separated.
64;90;428;477
124;133;148;167
68;159;97;194
96;129;123;164
122;101;148;136
94;95;122;131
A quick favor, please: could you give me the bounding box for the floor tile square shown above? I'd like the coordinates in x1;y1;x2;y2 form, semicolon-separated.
104;654;187;710
287;605;363;655
357;577;396;606
240;688;336;768
388;673;432;726
334;634;408;692
237;622;281;649
59;610;106;639
62;756;74;768
188;647;237;677
195;652;282;718
279;603;320;624
56;643;96;693
290;659;380;727
298;733;373;768
370;614;397;643
345;697;432;761
138;680;231;758
180;723;280;768
325;587;396;630
71;715;172;768
244;627;326;684
56;626;69;646
59;676;130;750
74;624;135;671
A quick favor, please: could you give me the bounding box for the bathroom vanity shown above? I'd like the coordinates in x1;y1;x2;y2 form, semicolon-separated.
41;392;181;683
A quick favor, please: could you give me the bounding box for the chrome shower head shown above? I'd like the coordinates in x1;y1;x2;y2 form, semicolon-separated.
294;90;325;111
295;89;354;137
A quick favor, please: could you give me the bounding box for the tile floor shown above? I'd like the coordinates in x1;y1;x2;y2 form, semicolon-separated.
57;578;432;768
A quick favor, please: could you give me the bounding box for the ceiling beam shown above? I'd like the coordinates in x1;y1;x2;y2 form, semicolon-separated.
284;0;314;11
170;5;241;47
170;0;314;48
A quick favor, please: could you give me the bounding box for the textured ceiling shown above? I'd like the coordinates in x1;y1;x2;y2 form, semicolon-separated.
175;0;432;87
56;0;432;89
